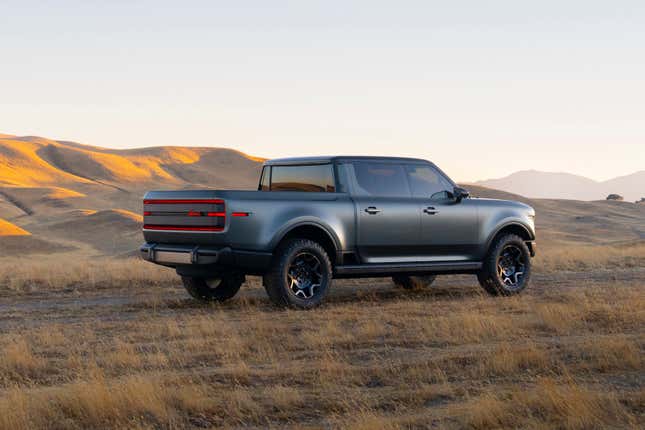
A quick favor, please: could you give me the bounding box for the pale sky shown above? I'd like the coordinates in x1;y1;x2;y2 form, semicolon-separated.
1;1;644;182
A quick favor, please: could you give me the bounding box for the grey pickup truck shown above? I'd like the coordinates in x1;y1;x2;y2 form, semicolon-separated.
141;156;536;309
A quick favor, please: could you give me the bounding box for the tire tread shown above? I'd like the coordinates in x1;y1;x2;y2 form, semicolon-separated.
477;234;531;296
182;274;244;302
263;239;332;309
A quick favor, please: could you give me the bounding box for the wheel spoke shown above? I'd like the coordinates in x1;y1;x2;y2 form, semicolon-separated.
287;252;324;300
496;244;527;289
205;278;223;289
288;274;299;291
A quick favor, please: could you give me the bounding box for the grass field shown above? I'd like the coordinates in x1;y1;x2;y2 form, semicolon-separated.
0;245;643;429
2;242;643;294
2;134;644;429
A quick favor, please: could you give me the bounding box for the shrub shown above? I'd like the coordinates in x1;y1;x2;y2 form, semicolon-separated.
606;194;623;201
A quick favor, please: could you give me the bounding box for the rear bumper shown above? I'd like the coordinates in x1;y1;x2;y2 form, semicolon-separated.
140;243;230;265
140;243;272;272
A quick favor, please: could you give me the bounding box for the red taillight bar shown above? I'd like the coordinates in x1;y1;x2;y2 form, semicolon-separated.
232;212;249;217
143;225;223;232
144;199;224;205
144;211;226;217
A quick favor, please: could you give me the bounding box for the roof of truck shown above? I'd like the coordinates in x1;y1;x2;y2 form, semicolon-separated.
264;156;431;165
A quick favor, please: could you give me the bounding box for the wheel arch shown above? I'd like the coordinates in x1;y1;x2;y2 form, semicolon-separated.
271;222;340;265
485;222;535;253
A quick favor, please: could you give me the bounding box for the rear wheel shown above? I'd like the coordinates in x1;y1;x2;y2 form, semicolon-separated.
477;234;531;296
392;275;436;290
263;239;332;309
181;273;245;302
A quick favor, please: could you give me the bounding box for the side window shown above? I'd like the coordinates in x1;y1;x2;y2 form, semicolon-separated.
270;164;335;192
259;166;270;191
352;162;411;197
406;165;454;200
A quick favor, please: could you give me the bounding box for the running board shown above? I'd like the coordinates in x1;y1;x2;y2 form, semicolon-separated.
334;261;482;278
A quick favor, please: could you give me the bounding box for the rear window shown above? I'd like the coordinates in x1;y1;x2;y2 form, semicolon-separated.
259;167;270;191
269;164;336;192
352;162;411;197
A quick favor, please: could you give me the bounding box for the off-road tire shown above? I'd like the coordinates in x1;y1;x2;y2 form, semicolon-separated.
392;275;437;290
477;234;531;296
263;239;332;309
182;273;245;302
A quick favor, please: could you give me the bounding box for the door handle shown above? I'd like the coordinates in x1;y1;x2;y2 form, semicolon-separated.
364;206;381;215
423;206;439;215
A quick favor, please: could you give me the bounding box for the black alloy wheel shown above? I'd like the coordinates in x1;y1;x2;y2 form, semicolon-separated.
263;239;332;309
496;244;526;290
182;273;245;302
477;233;531;296
287;251;324;300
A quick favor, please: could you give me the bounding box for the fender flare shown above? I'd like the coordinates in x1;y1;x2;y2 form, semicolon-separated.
484;221;535;252
270;220;341;255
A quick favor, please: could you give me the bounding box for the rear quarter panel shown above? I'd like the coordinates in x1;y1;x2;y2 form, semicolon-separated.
224;191;355;252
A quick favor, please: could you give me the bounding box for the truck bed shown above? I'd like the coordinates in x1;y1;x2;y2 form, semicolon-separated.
142;189;354;251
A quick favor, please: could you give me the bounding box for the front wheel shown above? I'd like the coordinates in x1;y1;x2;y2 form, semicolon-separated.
477;234;531;296
263;239;332;309
182;273;245;302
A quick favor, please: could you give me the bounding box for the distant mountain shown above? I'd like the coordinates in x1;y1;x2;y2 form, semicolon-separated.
602;172;645;202
476;170;645;202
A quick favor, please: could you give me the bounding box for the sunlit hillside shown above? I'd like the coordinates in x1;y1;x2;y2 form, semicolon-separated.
1;133;644;258
0;218;30;236
0;134;264;189
0;133;264;255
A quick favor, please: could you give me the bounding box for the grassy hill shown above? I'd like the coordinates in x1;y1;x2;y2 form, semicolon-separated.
0;134;264;255
466;185;645;249
1;133;644;257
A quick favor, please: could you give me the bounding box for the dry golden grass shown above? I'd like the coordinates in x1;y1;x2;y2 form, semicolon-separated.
0;336;46;381
0;263;642;429
535;242;645;271
0;258;176;293
2;243;641;294
464;378;639;430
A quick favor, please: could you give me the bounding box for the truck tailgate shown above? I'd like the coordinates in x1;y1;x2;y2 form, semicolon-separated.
143;190;228;245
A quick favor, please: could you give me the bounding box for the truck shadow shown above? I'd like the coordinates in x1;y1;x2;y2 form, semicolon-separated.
157;281;483;312
323;284;483;306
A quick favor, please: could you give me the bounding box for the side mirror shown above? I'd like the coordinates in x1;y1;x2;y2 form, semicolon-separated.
454;186;470;202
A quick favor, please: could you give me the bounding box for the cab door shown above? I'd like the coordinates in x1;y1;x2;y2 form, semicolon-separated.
406;164;480;262
346;161;422;263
